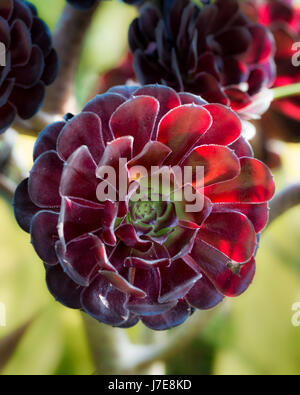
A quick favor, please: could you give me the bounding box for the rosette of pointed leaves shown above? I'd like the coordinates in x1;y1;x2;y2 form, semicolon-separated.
129;0;276;120
245;0;300;141
0;0;59;134
14;84;275;330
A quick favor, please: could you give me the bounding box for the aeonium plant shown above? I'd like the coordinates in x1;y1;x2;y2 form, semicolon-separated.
0;0;59;134
129;0;276;120
14;84;275;330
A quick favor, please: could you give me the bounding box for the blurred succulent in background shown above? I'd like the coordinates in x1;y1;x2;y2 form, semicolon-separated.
0;0;59;134
66;0;98;9
96;52;136;94
244;0;300;143
129;0;276;120
14;84;275;330
66;0;144;11
122;0;144;4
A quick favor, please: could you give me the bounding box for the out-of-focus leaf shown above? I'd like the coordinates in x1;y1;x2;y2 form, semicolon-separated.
0;315;36;372
1;306;64;375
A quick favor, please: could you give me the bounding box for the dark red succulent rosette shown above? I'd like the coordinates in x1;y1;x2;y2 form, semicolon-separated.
0;0;59;134
246;0;300;141
129;0;276;120
14;84;275;330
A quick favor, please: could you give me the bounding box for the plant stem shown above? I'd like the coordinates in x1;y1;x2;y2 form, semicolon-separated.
82;313;125;374
12;112;59;137
272;83;300;100
82;308;218;375
268;181;300;225
0;174;16;201
121;309;217;373
43;3;99;116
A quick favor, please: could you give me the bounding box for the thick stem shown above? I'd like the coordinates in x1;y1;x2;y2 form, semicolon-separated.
121;309;217;373
0;174;16;201
43;3;99;116
12;112;59;137
82;313;125;375
82;308;217;375
272;83;300;100
268;181;300;225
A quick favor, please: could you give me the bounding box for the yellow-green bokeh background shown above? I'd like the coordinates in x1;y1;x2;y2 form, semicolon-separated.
0;0;299;375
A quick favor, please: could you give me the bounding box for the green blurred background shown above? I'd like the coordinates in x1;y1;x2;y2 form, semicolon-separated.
0;0;300;375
